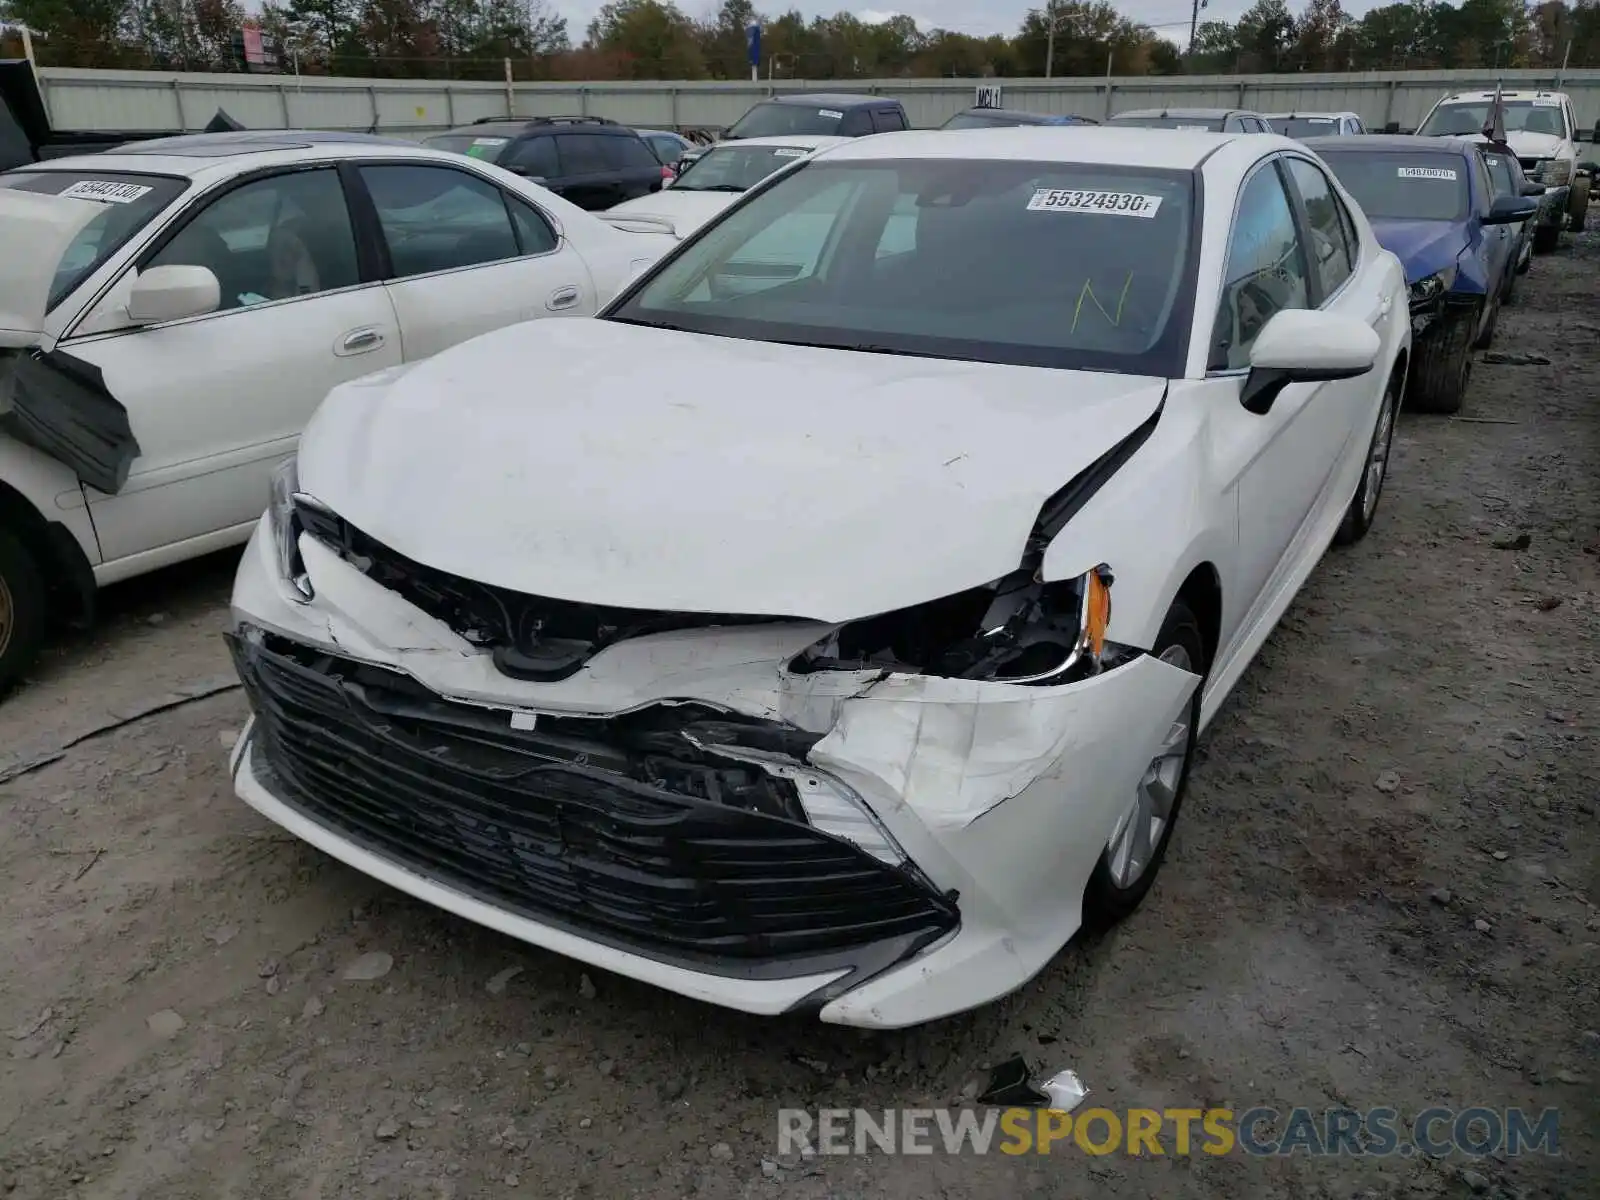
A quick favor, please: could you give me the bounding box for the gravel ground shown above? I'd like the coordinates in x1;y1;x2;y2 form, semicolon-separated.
2;232;1597;1200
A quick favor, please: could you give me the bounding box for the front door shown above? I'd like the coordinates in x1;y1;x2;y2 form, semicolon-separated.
59;166;401;564
356;162;598;361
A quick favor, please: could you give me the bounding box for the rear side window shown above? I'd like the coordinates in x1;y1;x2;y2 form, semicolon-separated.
557;135;613;174
603;135;664;172
505;135;559;178
360;165;520;278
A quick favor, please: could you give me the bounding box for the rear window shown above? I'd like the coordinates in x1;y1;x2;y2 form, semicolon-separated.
1317;151;1470;221
1273;116;1341;139
727;102;850;139
610;158;1197;377
0;169;186;308
1109;114;1225;131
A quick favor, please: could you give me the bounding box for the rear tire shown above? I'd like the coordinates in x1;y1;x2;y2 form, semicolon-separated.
0;528;48;700
1335;371;1400;546
1083;601;1205;927
1408;308;1476;414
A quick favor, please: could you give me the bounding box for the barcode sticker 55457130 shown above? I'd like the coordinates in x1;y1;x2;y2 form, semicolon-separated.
58;180;153;205
1027;188;1163;218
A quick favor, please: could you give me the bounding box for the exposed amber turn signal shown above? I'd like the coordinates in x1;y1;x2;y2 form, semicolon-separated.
1084;565;1113;660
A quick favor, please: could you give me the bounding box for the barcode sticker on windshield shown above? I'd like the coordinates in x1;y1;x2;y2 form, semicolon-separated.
1532;97;1560;107
1027;188;1163;218
58;180;152;205
1397;166;1458;180
772;148;808;157
818;109;844;119
1174;124;1210;130
472;137;509;147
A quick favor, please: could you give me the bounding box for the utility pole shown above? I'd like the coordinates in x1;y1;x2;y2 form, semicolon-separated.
1188;0;1207;56
1045;0;1056;79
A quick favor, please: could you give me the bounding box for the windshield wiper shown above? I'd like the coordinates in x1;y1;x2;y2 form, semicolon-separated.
679;184;746;193
768;339;966;361
605;315;684;331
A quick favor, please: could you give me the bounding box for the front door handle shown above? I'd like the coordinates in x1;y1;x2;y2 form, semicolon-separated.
337;327;385;355
546;286;581;312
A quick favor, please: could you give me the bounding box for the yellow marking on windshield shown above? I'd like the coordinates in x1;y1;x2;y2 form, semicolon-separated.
1072;272;1136;332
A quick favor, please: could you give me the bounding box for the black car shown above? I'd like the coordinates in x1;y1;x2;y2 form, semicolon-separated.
723;93;910;140
423;116;666;210
940;107;1098;130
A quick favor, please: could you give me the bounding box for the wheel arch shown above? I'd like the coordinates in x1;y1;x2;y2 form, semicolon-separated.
1172;562;1223;674
0;479;97;629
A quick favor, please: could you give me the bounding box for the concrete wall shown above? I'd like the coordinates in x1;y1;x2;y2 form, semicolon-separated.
33;65;1600;140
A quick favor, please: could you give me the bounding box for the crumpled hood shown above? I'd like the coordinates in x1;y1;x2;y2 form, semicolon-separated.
1368;217;1468;283
298;320;1168;622
605;190;738;238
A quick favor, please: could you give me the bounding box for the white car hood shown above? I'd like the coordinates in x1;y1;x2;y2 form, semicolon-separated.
606;190;739;238
298;320;1167;621
1502;131;1568;159
0;191;107;348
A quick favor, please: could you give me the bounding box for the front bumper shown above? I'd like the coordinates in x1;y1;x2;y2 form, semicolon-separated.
227;518;1198;1027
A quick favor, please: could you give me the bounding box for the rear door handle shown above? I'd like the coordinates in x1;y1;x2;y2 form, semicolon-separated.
546;286;581;311
337;327;385;355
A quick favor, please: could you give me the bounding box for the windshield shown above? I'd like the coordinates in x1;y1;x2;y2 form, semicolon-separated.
1317;151;1469;221
423;133;510;161
608;158;1196;376
1110;114;1224;131
726;102;848;139
0;170;187;308
673;144;813;192
1419;100;1567;139
1273;116;1341;138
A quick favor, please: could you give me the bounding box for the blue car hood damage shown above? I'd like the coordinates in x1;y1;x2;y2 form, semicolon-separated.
1368;217;1485;295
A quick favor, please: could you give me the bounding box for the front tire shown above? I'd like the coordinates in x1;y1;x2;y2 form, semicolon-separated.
1083;601;1205;926
1569;177;1590;233
1533;221;1561;253
0;528;47;700
1408;307;1475;414
1335;371;1400;546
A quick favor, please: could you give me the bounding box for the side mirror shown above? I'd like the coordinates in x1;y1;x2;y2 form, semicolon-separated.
1578;161;1600;177
1484;195;1539;224
127;265;220;325
1520;180;1548;196
1241;309;1378;415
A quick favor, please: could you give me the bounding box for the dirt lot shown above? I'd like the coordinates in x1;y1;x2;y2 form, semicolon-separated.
2;233;1598;1200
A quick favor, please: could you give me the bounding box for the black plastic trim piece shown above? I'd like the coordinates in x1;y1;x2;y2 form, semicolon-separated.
1026;390;1165;555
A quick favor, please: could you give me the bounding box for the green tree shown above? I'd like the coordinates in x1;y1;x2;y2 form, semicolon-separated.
587;0;704;78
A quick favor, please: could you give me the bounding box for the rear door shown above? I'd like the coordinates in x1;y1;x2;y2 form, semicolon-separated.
55;164;401;563
601;133;666;201
357;160;597;360
554;134;623;209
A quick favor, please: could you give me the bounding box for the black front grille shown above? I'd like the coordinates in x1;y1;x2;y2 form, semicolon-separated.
293;502;794;682
230;632;957;975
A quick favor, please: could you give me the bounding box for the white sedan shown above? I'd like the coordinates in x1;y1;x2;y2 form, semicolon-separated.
0;130;674;692
606;134;847;238
227;127;1409;1028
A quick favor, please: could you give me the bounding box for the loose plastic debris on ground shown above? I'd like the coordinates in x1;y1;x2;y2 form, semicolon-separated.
0;232;1596;1198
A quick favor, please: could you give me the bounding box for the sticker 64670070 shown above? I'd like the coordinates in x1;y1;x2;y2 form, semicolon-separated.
1027;188;1163;218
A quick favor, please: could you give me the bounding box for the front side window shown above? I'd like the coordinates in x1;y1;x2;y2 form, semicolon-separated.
1419;100;1569;139
1211;161;1310;370
1316;150;1470;222
360;165;521;278
726;102;847;139
603;135;663;172
874;109;908;132
0;170;188;309
504;135;559;179
649;135;686;165
557;134;613;174
1284;158;1354;299
149;168;358;311
1482;152;1516;197
672;144;814;193
609;158;1197;376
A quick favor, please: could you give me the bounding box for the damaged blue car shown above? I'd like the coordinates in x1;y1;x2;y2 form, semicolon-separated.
1306;134;1538;414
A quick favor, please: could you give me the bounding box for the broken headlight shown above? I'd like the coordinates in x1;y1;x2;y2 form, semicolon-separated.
1407;267;1455;309
268;457;313;602
789;565;1118;686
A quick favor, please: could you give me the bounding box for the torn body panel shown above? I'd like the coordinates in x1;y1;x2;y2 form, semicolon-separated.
1;348;142;494
231;520;1202;1026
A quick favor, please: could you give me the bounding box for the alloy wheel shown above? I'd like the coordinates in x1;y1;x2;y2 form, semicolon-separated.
1362;389;1397;522
1105;643;1194;889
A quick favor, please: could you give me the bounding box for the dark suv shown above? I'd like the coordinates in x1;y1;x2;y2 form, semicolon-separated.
424;116;666;210
723;93;911;140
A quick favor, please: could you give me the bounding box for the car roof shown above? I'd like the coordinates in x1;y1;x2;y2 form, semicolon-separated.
438;117;635;138
91;129;420;157
1112;107;1258;119
30;137;494;179
634;128;689;140
703;134;848;150
815;125;1261;170
1306;133;1480;154
1261;111;1358;120
764;93;892;109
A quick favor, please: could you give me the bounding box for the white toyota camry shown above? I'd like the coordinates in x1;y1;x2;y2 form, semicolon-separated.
0;130;674;693
226;127;1410;1028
